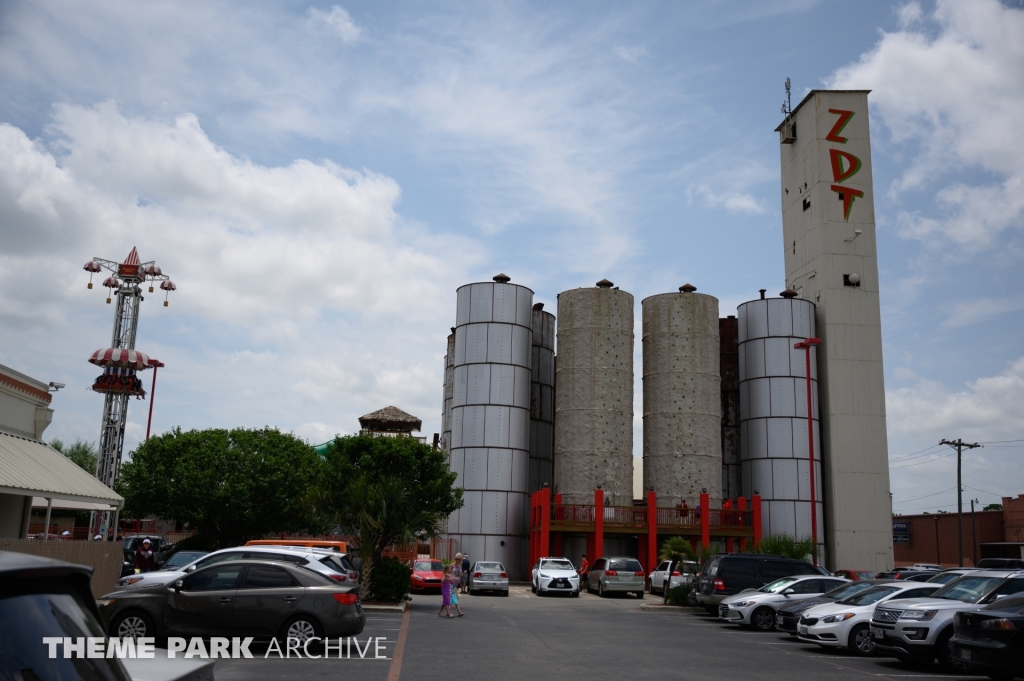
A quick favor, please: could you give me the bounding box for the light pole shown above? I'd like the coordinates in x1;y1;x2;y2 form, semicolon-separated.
146;359;165;440
793;337;821;566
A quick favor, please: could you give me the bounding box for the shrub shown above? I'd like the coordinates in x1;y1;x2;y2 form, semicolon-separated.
369;556;412;603
749;534;816;561
666;585;690;606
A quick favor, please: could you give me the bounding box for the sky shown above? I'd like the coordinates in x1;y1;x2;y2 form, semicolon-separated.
1;0;1022;517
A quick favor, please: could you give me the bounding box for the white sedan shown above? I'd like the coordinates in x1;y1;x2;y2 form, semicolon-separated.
798;582;941;655
719;575;848;630
532;558;580;596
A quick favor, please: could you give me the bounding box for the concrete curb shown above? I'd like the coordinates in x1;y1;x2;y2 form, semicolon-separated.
639;603;689;612
362;602;409;613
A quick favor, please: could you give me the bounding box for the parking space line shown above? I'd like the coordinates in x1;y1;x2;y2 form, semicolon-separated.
385;603;411;681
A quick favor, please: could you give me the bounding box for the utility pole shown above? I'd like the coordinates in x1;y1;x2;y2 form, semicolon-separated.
970;498;979;567
940;438;981;567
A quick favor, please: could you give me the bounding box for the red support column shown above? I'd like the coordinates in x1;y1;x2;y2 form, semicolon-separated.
540;487;551;561
646;490;657;576
594;488;604;559
724;498;734;553
752;494;763;547
737;496;748;552
700;491;710;550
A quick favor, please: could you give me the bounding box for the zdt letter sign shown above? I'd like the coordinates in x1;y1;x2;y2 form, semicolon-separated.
826;109;863;221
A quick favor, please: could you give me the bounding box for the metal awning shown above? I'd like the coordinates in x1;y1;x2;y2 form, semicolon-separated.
0;430;123;507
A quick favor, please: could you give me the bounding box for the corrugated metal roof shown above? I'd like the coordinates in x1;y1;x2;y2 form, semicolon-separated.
0;430;123;505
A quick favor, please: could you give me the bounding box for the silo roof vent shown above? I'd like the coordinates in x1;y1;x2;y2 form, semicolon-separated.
679;283;697;293
780;288;798;298
493;273;511;283
533;302;544;311
596;279;614;288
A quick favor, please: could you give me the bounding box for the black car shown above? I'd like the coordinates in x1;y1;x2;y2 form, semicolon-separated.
0;550;213;681
949;593;1024;680
696;553;819;614
776;579;896;634
99;559;366;643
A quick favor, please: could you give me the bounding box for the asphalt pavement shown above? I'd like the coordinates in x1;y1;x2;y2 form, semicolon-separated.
213;586;983;681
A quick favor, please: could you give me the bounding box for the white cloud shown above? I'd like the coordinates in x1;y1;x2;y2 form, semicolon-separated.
828;0;1024;250
942;296;1024;329
308;5;361;43
689;184;766;215
614;45;647;63
887;356;1024;440
0;103;478;445
896;2;923;28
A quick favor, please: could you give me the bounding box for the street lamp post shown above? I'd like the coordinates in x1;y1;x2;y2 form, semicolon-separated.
793;337;822;566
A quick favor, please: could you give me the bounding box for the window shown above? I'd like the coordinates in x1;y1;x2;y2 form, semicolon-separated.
254;552;308;566
540;560;574;570
762;561;793;581
240;565;298;589
820;579;847;592
933;577;1006;604
790;563;820;576
195;551;245;570
761;577;798;593
609;559;643;572
891;588;939;601
985;578;1024;603
476;562;504;572
658;562;670;572
413;561;443;572
719;559;757;583
592;559;606;571
841;586;899;606
182;565;244;592
789;580;823;594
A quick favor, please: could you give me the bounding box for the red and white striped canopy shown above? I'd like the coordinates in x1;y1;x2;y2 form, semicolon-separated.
88;348;153;370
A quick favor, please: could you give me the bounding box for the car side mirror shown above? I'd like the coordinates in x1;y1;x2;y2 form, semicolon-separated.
174;580;184;592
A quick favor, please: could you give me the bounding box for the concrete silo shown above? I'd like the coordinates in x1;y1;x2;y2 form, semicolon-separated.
447;274;533;578
641;285;722;508
738;291;823;541
529;303;555;492
553;279;633;506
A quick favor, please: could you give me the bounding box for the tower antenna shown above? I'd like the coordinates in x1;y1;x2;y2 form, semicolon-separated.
781;77;793;116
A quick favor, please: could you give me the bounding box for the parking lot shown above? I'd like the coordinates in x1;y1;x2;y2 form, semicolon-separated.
213;586;983;681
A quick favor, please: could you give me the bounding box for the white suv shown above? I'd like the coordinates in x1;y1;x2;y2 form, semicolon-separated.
870;571;1024;668
531;558;580;596
116;545;356;589
649;560;696;595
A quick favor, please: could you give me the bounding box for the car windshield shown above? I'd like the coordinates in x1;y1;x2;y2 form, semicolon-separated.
414;561;444;571
477;562;504;571
927;572;966;585
0;590;131;681
855;572;876;579
826;581;874;599
163;552;204;568
931;576;1006;603
838;585;900;606
609;559;643;572
541;560;573;570
760;577;798;593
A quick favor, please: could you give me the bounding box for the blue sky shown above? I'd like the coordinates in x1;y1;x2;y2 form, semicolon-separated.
1;0;1021;516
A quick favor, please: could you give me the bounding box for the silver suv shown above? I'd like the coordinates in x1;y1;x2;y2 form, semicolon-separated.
870;570;1024;669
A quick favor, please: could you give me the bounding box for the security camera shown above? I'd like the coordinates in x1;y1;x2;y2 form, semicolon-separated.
844;229;863;242
48;382;65;391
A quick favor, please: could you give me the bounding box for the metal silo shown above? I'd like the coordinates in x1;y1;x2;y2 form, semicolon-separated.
553;279;634;506
529;303;555;492
641;285;722;508
738;291;823;540
448;274;533;578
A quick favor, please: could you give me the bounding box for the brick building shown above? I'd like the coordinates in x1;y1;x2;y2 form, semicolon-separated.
893;495;1024;567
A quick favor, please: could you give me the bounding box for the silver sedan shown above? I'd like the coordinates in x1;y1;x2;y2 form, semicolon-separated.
467;561;509;596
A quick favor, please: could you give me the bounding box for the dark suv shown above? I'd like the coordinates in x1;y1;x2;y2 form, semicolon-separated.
696;553;819;614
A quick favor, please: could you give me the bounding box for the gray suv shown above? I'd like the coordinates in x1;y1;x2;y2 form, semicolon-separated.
586;557;645;598
870;570;1024;669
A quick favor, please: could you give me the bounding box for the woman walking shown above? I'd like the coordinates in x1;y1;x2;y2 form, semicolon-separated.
438;565;454;618
449;562;465;617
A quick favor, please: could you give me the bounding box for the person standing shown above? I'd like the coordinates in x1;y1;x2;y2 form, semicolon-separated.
438;565;454;618
134;539;157;573
451;553;463;594
461;553;471;593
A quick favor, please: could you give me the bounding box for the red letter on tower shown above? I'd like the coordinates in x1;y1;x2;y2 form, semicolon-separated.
826;109;854;144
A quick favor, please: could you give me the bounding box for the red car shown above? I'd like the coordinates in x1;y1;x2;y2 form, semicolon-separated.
833;569;877;580
410;559;446;593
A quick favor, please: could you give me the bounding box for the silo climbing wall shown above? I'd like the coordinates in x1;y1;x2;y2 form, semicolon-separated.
529;303;555;492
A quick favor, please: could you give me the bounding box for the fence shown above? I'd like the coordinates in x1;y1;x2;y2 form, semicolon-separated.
0;538;124;597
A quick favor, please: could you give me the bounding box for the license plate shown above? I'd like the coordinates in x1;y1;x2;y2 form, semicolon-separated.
873;630;883;640
799;625;808;635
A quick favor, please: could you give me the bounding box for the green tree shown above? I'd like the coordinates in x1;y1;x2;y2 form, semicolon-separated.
50;437;98;474
309;435;462;601
748;533;816;561
116;427;321;548
983;503;1002;511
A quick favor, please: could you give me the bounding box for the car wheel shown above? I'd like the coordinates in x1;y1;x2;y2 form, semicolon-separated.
111;610;155;640
936;629;955;670
636;591;644;599
704;605;718;616
751;607;776;632
848;624;874;656
531;582;536;594
280;615;323;646
502;589;509;597
598;583;606;598
572;589;579;598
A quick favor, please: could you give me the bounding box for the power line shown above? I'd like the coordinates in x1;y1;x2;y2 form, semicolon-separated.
892;486;956;505
889;444;945;463
890;452;954;469
978;439;1024;444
